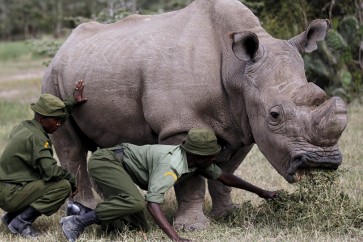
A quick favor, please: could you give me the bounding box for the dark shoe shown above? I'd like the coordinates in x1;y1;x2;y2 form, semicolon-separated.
66;200;92;216
61;210;99;242
1;211;19;226
8;207;41;238
100;219;132;234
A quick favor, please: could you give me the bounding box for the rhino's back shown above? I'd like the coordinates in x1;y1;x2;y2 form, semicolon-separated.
42;0;261;146
48;0;261;87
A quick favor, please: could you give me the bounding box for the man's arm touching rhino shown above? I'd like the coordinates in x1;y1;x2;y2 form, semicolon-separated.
73;80;87;102
63;80;88;119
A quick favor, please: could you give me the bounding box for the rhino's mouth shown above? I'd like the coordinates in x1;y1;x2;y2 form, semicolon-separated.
286;153;342;183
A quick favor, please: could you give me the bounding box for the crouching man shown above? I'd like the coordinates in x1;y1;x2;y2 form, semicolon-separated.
0;80;87;238
61;128;277;242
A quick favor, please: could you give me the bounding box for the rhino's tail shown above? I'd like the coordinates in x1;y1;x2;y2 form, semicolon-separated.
69;116;99;152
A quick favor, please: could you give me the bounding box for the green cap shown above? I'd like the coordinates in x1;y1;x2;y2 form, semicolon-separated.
181;128;221;156
31;94;67;118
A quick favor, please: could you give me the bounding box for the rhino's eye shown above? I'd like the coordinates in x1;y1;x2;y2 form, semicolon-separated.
270;111;279;119
268;105;283;125
268;106;285;132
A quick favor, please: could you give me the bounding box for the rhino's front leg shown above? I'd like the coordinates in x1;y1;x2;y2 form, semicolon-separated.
208;145;253;219
173;174;208;231
51;121;96;208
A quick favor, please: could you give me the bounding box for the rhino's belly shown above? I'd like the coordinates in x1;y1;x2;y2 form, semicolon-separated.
72;99;158;148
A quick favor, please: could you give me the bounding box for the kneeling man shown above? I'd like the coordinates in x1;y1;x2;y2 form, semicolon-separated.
0;80;87;238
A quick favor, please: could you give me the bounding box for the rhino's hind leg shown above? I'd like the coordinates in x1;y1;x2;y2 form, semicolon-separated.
51;119;96;208
173;174;209;231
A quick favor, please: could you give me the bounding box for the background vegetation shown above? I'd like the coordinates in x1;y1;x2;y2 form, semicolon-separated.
1;0;362;102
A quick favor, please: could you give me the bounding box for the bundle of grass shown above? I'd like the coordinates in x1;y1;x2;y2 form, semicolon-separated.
224;170;363;234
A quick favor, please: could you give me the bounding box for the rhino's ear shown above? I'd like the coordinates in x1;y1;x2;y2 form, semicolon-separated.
230;31;260;62
288;19;330;53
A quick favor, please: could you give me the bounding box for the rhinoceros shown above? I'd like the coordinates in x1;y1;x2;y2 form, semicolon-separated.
42;0;348;230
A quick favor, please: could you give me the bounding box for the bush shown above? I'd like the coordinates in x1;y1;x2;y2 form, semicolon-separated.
0;41;32;61
26;37;65;66
303;16;363;103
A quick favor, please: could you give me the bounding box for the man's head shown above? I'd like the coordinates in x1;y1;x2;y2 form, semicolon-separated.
31;94;67;133
181;128;221;168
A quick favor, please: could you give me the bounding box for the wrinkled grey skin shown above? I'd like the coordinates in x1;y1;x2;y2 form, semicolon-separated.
42;0;348;230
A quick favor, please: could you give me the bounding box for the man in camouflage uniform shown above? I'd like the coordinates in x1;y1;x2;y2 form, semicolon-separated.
61;128;277;242
0;80;87;238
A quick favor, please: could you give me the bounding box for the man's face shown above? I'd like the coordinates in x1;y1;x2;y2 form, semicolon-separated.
41;117;65;134
194;155;215;170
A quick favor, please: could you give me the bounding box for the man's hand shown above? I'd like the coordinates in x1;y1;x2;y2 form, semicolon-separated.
147;202;190;242
258;190;278;200
73;80;88;104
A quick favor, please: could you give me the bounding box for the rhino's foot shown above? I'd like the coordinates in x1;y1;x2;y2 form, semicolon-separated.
72;187;97;209
173;209;210;231
210;203;241;220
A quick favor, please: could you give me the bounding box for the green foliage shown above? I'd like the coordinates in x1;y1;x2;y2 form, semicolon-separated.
304;16;363;103
325;30;347;51
0;41;32;61
27;38;63;58
0;38;65;66
0;0;108;40
243;0;318;38
339;16;360;44
95;8;133;23
1;0;362;102
137;0;191;13
26;38;65;66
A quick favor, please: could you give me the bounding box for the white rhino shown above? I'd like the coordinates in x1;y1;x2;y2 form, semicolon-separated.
42;0;348;230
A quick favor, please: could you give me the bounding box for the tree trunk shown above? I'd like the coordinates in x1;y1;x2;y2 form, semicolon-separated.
356;0;363;24
55;0;63;38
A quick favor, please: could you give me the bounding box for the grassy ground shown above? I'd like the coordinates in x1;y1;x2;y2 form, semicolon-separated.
0;41;362;241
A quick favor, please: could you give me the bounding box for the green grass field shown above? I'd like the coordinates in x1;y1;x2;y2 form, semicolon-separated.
0;41;362;241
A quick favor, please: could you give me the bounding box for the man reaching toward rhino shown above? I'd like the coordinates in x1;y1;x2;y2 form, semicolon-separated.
61;128;277;242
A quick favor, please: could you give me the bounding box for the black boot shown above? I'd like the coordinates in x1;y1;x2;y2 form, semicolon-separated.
61;210;100;242
66;200;92;216
1;211;20;226
8;206;41;238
